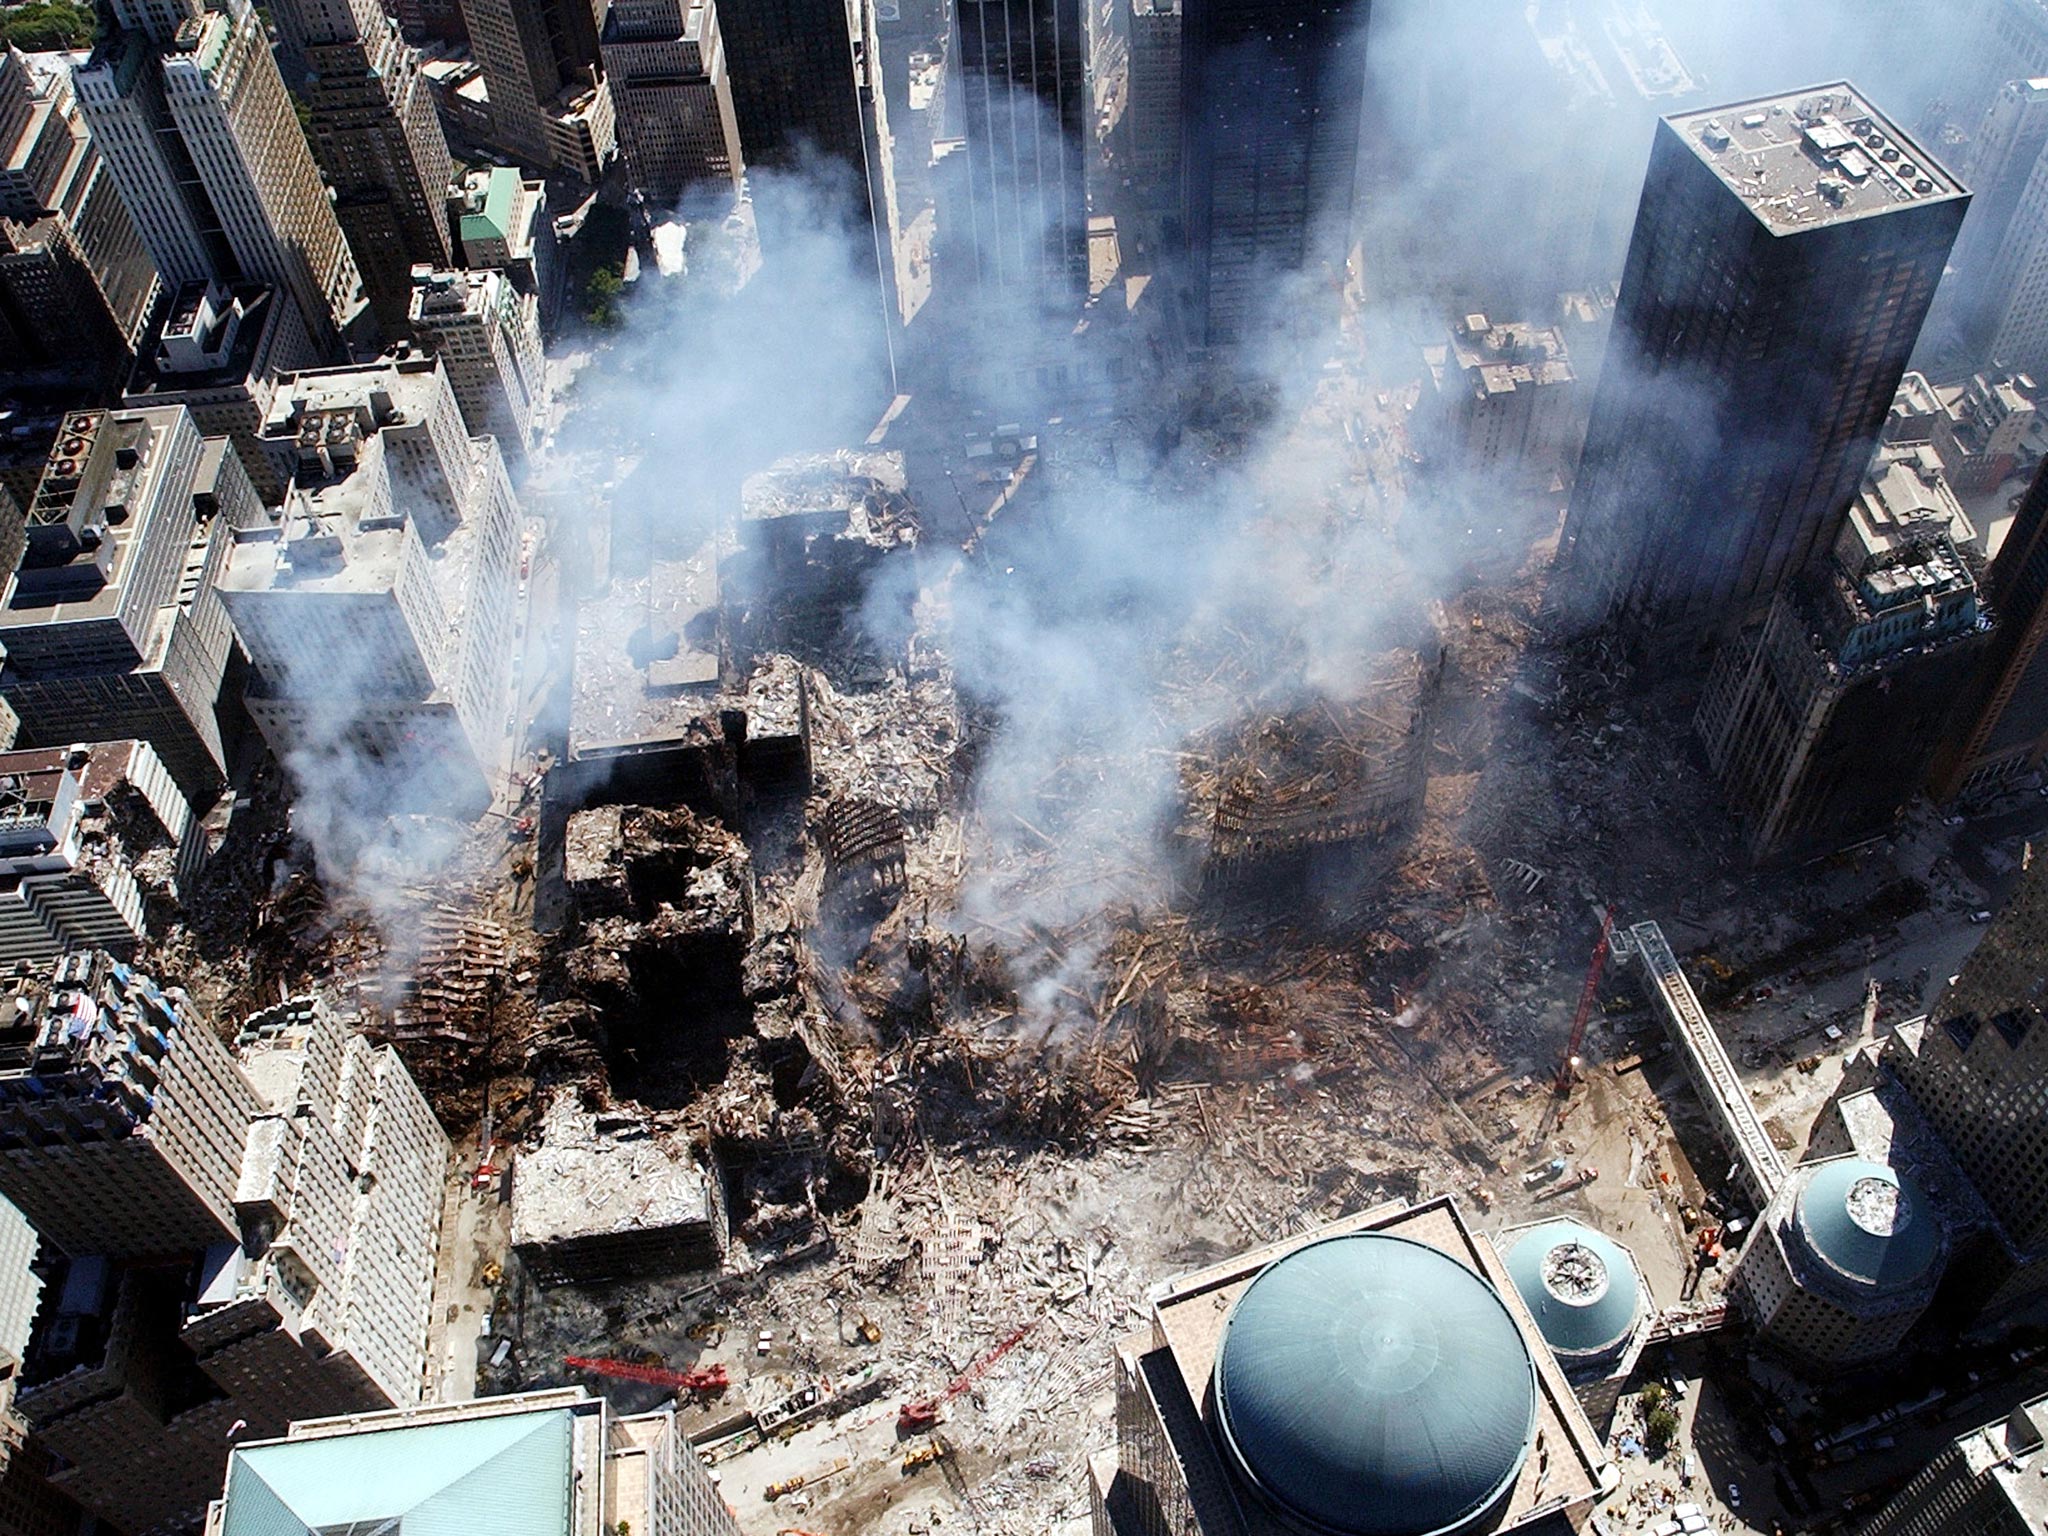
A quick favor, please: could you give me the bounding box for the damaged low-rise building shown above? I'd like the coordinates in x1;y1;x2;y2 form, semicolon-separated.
1420;314;1579;482
728;449;915;647
1697;450;1993;860
0;740;203;964
0;957;450;1534
510;1090;726;1288
221;358;521;817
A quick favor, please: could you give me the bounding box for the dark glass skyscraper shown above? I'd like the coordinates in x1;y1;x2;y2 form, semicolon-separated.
1561;85;1968;650
1179;0;1367;346
953;0;1086;302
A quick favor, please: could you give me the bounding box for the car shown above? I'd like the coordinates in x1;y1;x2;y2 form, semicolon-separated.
1727;1483;1741;1507
1972;910;1995;924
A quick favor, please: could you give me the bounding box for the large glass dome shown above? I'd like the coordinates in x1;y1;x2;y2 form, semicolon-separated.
1211;1233;1538;1536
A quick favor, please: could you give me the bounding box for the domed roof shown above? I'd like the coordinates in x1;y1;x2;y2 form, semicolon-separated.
1792;1160;1942;1293
1211;1233;1537;1536
1502;1221;1642;1362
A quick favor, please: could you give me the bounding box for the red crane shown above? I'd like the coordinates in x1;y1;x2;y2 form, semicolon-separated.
897;1319;1039;1433
565;1356;730;1395
1553;905;1617;1096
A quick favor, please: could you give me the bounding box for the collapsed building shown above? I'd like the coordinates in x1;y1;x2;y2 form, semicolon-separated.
1090;1197;1612;1536
1200;650;1441;888
0;957;449;1533
727;450;916;652
510;1090;726;1288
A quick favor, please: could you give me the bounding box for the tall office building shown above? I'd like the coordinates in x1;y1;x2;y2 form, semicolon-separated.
1929;451;2048;797
1887;847;2048;1253
0;47;160;390
222;357;520;815
0;959;450;1533
452;164;561;327
1923;78;2048;374
1695;443;1993;858
271;0;455;336
599;0;744;204
0;405;251;806
1124;0;1179;218
409;264;546;460
208;1389;742;1536
718;0;861;180
953;0;1085;302
74;0;369;354
1179;0;1367;347
1560;86;1968;651
1852;1394;2048;1536
463;0;615;175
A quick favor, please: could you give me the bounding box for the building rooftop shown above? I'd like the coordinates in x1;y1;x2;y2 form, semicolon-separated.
218;1403;574;1536
1843;442;1977;550
1791;1157;1944;1296
458;166;520;247
569;542;722;760
1146;1197;1607;1536
1211;1232;1536;1536
125;283;285;399
1501;1220;1643;1363
0;406;186;635
1667;84;1966;235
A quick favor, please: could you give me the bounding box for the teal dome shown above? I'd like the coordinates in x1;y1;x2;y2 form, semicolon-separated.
1502;1221;1642;1362
1792;1160;1941;1293
1211;1233;1537;1536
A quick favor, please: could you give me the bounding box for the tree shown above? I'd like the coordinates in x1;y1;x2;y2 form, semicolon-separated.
0;0;95;49
1645;1404;1680;1455
583;264;625;329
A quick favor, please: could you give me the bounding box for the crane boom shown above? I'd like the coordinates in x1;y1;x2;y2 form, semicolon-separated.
565;1356;729;1393
1554;905;1616;1094
897;1318;1039;1432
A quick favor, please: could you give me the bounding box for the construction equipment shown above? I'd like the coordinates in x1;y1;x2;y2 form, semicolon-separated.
1533;1167;1599;1202
1555;906;1617;1093
564;1356;730;1396
902;1441;950;1473
896;1318;1039;1433
765;1459;849;1501
1537;906;1616;1142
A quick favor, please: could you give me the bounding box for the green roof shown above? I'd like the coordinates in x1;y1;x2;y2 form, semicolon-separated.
219;1407;574;1536
460;167;519;246
1503;1221;1642;1362
1793;1159;1943;1293
1212;1233;1537;1536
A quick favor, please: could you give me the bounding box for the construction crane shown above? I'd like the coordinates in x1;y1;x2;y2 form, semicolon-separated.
896;1318;1038;1433
1538;906;1616;1140
564;1356;730;1396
